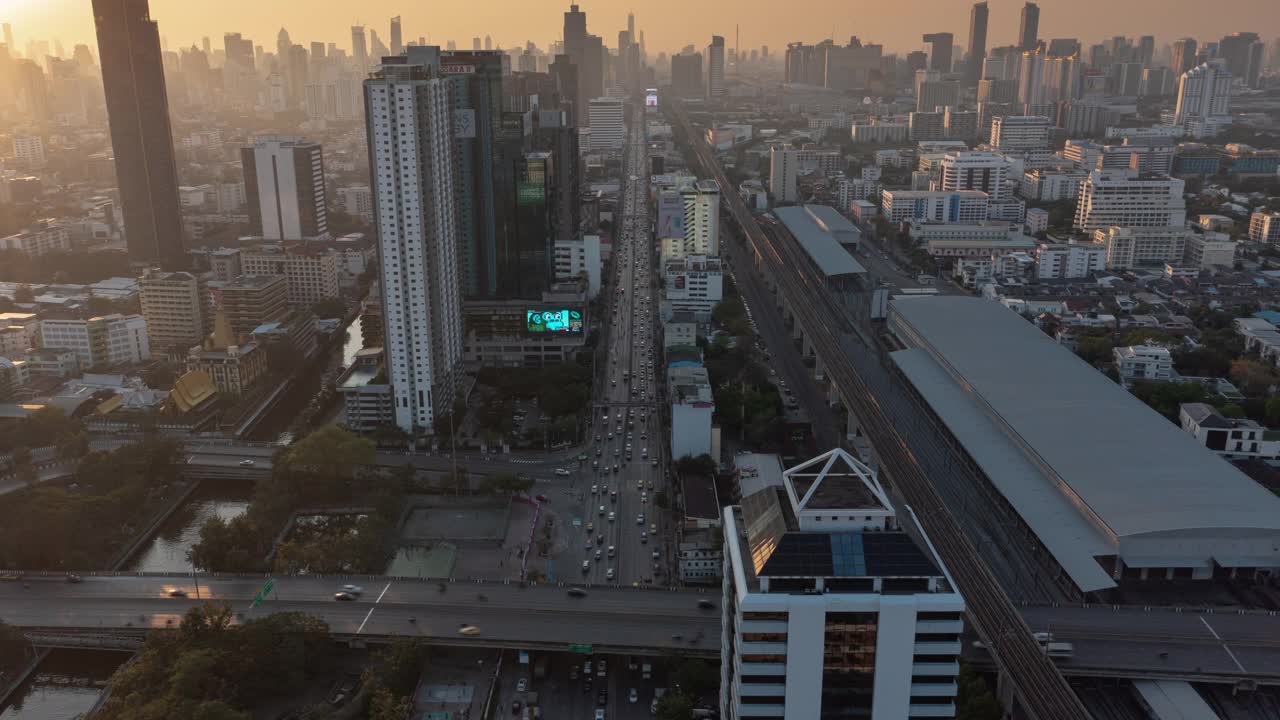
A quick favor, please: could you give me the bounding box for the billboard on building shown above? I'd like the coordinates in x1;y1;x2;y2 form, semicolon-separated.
645;88;658;107
526;309;583;333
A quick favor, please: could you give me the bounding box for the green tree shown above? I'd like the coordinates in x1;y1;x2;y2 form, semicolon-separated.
12;284;34;303
655;693;695;720
1121;328;1175;346
1230;358;1280;396
280;426;375;488
1074;336;1113;365
672;658;718;697
311;297;348;319
1217;403;1246;419
0;619;34;675
955;663;1003;720
1265;396;1280;427
367;684;412;720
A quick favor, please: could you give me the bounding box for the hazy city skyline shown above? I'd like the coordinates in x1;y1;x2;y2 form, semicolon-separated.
5;0;1279;59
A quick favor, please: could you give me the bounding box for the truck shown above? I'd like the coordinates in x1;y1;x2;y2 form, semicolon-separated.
1043;642;1074;659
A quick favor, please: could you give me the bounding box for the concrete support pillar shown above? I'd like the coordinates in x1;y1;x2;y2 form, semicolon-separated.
813;353;825;382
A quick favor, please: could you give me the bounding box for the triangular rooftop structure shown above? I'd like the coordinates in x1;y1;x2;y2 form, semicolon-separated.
782;447;892;513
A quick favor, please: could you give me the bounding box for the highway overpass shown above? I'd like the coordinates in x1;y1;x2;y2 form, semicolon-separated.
4;573;1280;685
2;574;720;657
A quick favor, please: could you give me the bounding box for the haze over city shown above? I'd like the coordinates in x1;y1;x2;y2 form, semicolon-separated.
2;0;1280;717
4;0;1279;55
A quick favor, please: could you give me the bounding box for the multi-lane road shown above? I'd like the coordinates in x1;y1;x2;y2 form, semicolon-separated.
2;574;719;654
576;100;666;589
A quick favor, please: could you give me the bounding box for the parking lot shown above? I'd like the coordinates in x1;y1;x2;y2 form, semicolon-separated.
495;650;671;720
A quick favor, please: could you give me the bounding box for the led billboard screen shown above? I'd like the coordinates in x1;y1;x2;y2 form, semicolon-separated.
526;309;583;333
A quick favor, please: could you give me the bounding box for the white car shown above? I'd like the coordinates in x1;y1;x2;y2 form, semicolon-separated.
341;584;364;595
629;688;638;704
555;468;571;476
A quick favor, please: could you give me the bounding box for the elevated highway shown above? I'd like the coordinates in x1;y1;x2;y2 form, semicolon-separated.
668;99;1092;720
4;574;1279;685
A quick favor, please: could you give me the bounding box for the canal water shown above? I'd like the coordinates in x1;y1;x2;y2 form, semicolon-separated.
245;315;365;442
127;481;254;573
0;650;127;719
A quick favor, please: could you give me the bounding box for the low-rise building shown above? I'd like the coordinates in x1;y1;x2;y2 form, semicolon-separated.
0;357;29;401
0;312;39;358
217;274;289;339
338;347;394;432
663;311;698;350
553;234;603;298
0;221;70;257
1183;231;1236;270
1114;344;1174;385
240;243;342;309
1180;403;1280;461
40;314;150;369
663;255;724;321
21;348;80;377
139;270;208;356
880;190;989;224
462;284;590;368
185;313;268;396
1248;211;1280;245
678;528;722;584
669;364;714;460
1092;226;1191;270
1035;240;1106;279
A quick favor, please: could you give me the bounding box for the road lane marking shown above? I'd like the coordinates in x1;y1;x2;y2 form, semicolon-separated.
1201;616;1247;672
355;582;392;634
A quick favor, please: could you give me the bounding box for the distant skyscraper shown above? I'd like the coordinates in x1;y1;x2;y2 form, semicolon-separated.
351;25;368;71
707;35;725;97
922;32;954;73
363;57;463;433
241;136;329;241
2;24;13;55
966;2;989;86
1171;38;1198;76
671;52;703;96
1175;59;1233;138
92;0;185;269
390;16;402;55
1018;2;1040;52
1218;32;1264;88
484;35;492;51
473;37;482;51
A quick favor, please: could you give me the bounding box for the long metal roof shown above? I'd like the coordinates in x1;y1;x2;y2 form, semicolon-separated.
772;205;866;278
889;296;1280;543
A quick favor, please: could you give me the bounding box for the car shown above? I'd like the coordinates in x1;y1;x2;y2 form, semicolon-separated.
613;464;620;473
598;505;606;515
238;459;256;467
595;711;605;720
641;492;648;502
698;599;716;609
595;549;602;561
607;545;616;557
516;678;528;692
555;468;571;476
640;532;647;544
651;460;658;467
568;587;588;597
513;701;522;714
650;522;657;533
65;573;82;583
652;550;660;560
341;584;364;595
598;689;608;706
608;511;616;522
535;494;548;503
592;460;598;468
597;533;604;544
598;659;607;676
333;591;355;601
458;625;482;635
591;484;598;495
582;560;590;573
636;514;644;524
629;688;638;704
606;568;615;580
586;521;594;532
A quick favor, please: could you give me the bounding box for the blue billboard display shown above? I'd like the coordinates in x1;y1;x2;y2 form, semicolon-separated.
526;309;583;334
